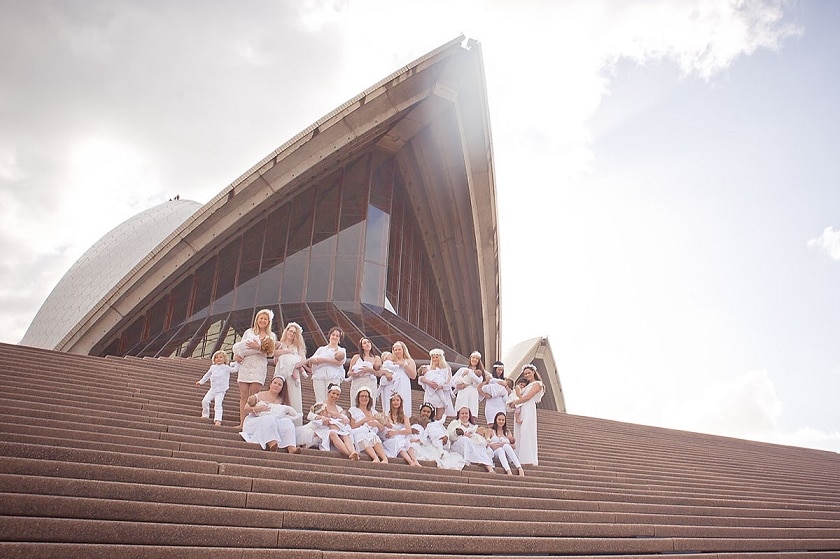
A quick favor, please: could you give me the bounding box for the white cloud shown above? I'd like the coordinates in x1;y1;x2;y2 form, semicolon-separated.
807;226;840;261
600;0;801;80
0;148;24;182
658;369;783;437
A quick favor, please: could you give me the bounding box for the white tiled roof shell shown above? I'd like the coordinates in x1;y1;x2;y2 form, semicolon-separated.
20;199;201;349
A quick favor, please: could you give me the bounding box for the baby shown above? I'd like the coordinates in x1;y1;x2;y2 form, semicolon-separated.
472;425;493;447
505;378;528;424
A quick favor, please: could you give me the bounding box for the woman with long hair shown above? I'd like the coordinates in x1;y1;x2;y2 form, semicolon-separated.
417;348;454;421
489;411;524;476
347;336;381;408
273;321;307;424
381;392;421;466
239;376;300;454
379;341;416;415
512;363;545;466
232;309;277;428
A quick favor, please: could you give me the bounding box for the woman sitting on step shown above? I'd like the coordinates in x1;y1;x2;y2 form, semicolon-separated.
307;383;359;460
488;411;524;476
447;406;495;473
239;376;301;454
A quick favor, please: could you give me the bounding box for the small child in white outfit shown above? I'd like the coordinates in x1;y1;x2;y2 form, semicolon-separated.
505;378;527;424
196;350;239;426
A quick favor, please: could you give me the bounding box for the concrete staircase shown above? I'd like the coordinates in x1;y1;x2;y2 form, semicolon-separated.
1;341;839;558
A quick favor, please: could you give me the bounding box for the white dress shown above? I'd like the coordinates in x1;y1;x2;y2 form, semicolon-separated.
348;406;382;453
514;381;543;465
452;367;483;417
239;402;298;449
307;405;352;452
274;345;304;424
348;358;378;408
489;432;521;472
481;378;508;425
381;422;411;458
447;420;493;467
410;420;466;470
380;360;412;416
420;366;455;418
233;329;275;385
310;345;346;403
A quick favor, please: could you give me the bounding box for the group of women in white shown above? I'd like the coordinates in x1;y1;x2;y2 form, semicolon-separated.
228;309;546;473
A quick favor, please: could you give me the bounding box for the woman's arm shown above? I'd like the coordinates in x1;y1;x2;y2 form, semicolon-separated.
516;382;543;404
405;358;417;379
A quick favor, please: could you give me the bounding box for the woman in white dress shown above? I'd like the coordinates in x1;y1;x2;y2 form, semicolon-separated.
512;364;545;466
381;392;421;466
447;406;495;473
452;351;485;418
273;321;307;425
347;386;388;463
480;360;509;425
347;337;381;407
409;403;465;470
307;326;347;405
239;376;301;454
232;309;277;428
379;341;416;415
417;348;454;421
307;383;359;460
489;411;524;476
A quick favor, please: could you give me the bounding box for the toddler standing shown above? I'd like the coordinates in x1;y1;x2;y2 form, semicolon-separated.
196;350;239;426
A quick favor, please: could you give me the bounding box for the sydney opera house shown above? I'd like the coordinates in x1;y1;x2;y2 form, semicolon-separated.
21;36;565;412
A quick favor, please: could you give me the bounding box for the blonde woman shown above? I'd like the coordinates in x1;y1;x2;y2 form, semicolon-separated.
273;321;307;424
232;309;277;428
417;348;454;421
380;341;416;415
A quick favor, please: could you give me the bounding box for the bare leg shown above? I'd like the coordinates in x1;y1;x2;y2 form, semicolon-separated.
374;442;388;463
364;446;380;462
237;383;250;427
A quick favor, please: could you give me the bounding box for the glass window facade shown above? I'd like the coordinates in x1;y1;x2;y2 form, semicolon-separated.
98;148;462;362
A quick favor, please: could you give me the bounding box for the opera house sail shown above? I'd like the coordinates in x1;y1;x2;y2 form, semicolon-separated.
21;36;501;367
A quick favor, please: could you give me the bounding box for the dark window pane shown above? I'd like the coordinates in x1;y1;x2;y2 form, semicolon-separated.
190;257;216;321
282;251;307;302
212;238;242;314
168;275;192;328
306;254;332;302
235;220;266;309
340;154;369;231
262;204;289;270
312;172;342;246
254;264;283;307
287;193;314;255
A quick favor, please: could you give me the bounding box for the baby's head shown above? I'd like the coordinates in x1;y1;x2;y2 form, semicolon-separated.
475;426;492;439
212;350;230;365
247;394;259;407
260;336;276;355
505;378;515;390
310;402;326;415
516;377;528;389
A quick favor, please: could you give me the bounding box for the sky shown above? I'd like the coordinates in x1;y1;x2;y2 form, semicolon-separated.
2;0;839;452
